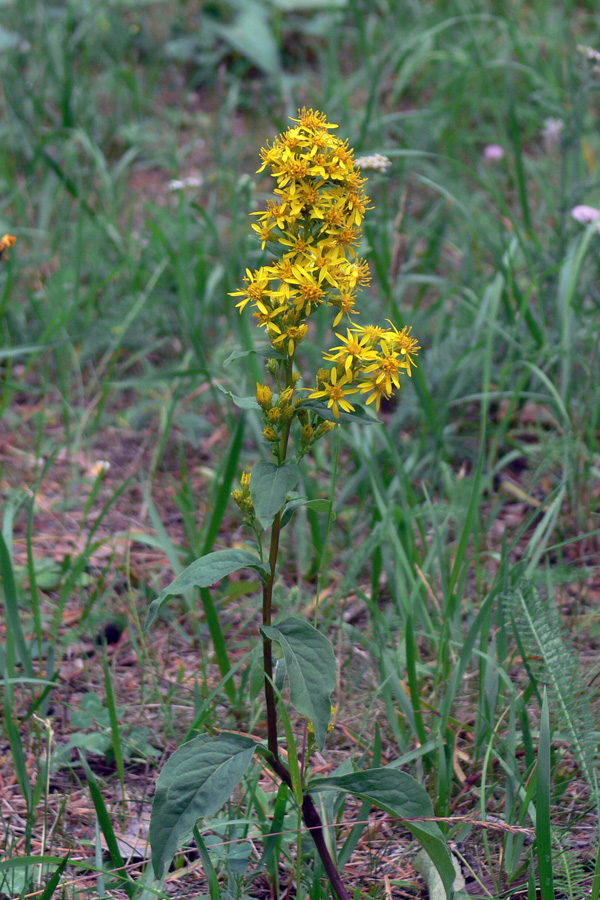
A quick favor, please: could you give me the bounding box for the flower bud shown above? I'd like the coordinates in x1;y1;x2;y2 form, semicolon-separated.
301;424;314;445
315;420;336;439
263;427;279;442
240;471;251;491
278;387;294;407
256;383;273;409
267;407;280;423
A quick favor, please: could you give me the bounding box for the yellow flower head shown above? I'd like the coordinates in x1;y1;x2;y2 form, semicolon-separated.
382;321;421;376
0;234;16;261
308;366;358;419
358;374;392;411
324;328;378;377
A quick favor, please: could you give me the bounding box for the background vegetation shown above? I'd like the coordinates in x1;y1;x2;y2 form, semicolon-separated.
1;0;600;897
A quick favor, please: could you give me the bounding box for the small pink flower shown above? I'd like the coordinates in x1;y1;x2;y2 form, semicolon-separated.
571;205;600;231
483;144;505;162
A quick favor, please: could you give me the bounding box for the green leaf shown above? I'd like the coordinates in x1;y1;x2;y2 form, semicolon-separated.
309;768;455;898
193;826;221;900
223;348;258;368
215;381;260;410
281;496;331;528
39;854;70;900
146;550;270;630
213;3;281;77
78;753;128;876
414;849;466;900
250;460;300;530
0;531;34;679
260;617;336;749
150;733;257;880
537;691;554;900
298;400;380;425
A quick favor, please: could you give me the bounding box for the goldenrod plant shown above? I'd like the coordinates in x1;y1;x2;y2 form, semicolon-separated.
145;110;454;899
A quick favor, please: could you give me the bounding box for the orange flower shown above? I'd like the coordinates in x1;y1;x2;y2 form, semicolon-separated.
0;234;16;261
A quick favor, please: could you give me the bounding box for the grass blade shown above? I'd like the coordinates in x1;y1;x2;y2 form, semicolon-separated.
78;752;134;896
102;644;125;804
0;531;34;680
536;691;554;900
193;826;221;900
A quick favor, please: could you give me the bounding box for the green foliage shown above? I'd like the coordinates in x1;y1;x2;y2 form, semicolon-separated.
280;493;330;528
146;549;271;629
261;617;337;750
310;768;456;897
162;0;348;83
52;692;160;769
510;584;598;797
250;460;300;530
150;733;257;879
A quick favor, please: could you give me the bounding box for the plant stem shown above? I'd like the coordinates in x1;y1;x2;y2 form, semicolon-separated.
262;357;294;760
263;509;283;759
261;751;351;900
259;359;351;900
258;748;351;900
302;794;352;900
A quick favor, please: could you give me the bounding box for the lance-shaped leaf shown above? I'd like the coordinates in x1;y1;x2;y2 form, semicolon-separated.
250;460;300;530
261;617;337;749
309;768;455;899
150;733;257;880
281;495;331;528
297;400;380;425
215;382;260;410
146;550;270;630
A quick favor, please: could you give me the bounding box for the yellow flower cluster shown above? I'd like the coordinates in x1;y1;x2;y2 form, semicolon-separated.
230;108;419;454
314;320;420;415
231;470;256;523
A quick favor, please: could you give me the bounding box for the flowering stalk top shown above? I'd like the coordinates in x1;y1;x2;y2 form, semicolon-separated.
230;108;419;485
